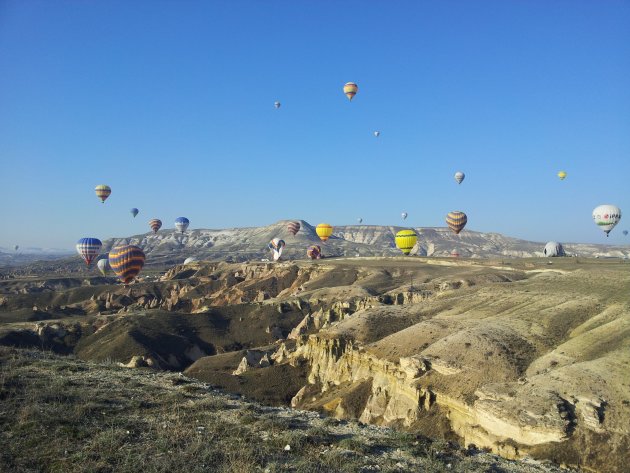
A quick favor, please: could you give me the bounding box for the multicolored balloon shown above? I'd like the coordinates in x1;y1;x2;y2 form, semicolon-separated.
287;221;301;236
395;230;417;255
343;82;358;101
109;245;145;284
95;185;111;203
446;211;468;234
450;249;460;258
76;238;102;266
307;245;321;260
316;223;333;242
268;238;286;261
97;258;110;275
149;219;162;234
454;171;465;184
557;171;567;180
130;208;139;218
401;212;408;220
175;217;190;234
592;205;621;237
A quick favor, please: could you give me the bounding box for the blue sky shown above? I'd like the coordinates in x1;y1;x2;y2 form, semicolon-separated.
1;1;629;249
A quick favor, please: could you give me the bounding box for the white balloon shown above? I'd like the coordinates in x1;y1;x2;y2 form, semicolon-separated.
592;205;621;237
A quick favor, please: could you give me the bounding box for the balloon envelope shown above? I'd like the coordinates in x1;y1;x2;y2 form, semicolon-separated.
343;82;358;101
357;217;363;224
97;258;110;275
592;205;621;237
446;211;468;234
557;171;567;180
374;131;380;137
454;171;465;184
268;238;286;261
109;245;145;284
76;238;102;266
316;223;333;242
175;217;190;233
130;208;139;218
13;245;18;251
543;242;566;257
149;219;162;234
95;185;111;203
395;230;417;255
307;245;321;260
287;221;301;236
184;257;198;265
623;230;628;236
401;212;408;220
274;101;281;109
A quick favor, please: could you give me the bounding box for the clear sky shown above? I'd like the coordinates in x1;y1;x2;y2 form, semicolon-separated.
1;0;629;249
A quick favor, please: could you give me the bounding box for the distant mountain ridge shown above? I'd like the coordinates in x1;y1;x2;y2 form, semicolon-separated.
100;220;629;265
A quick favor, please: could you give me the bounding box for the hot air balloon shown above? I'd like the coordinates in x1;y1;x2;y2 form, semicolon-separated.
450;249;460;258
454;171;465;184
357;217;363;224
175;217;190;234
343;82;358;101
274;101;281;109
401;212;408;220
95;185;111;203
374;131;380;137
287;221;301;236
184;257;198;265
316;223;333;242
149;219;162;234
109;245;145;284
268;238;286;261
97;258;110;275
623;230;628;236
13;245;18;251
76;238;102;266
543;242;566;257
446;211;468;234
592;205;621;237
395;230;417;255
557;171;567;180
307;245;321;260
130;208;139;218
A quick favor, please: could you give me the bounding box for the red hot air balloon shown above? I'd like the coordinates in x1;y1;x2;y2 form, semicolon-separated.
287;221;301;236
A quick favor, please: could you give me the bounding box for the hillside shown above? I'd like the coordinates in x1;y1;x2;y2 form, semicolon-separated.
0;257;628;471
3;220;628;277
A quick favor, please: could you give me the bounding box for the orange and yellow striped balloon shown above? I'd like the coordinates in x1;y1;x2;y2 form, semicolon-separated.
395;229;417;255
343;82;358;101
316;223;333;242
446;211;468;234
109;245;145;284
95;184;111;203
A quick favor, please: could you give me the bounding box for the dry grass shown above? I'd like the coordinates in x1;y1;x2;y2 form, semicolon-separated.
0;347;568;473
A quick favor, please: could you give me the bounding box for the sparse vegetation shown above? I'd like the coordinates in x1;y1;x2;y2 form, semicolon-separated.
0;347;565;473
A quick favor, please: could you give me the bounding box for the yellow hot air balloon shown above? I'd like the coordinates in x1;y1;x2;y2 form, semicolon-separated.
95;184;111;203
343;82;358;101
316;223;333;242
557;171;567;180
395;229;417;255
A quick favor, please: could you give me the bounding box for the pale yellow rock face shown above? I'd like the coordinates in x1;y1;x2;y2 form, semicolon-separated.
287;260;630;472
